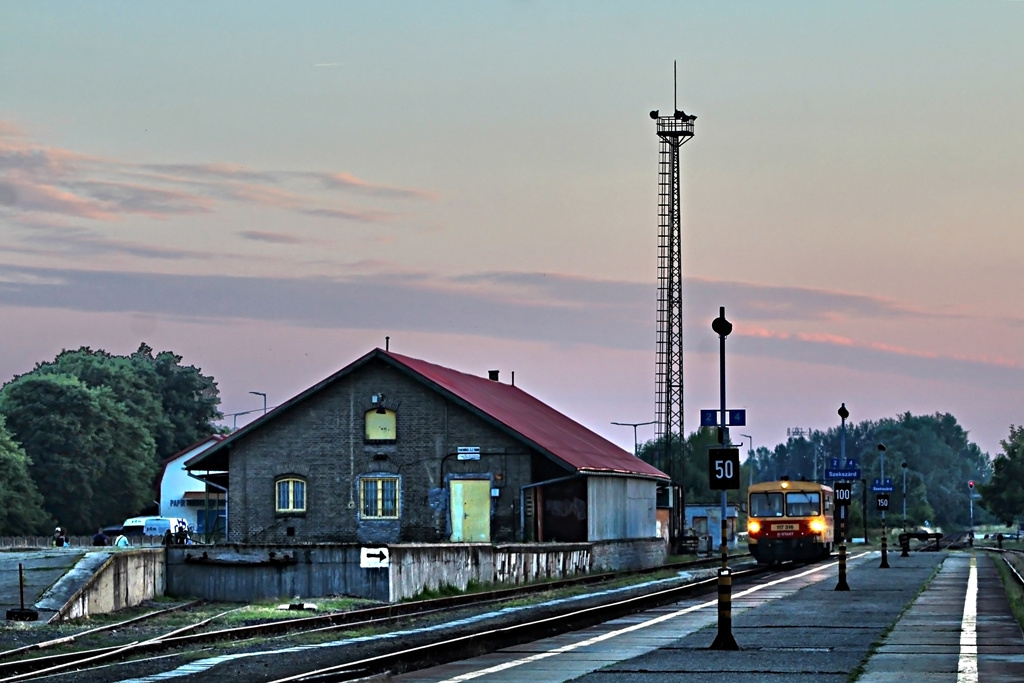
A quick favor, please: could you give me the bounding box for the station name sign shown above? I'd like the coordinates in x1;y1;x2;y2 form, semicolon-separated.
457;446;480;460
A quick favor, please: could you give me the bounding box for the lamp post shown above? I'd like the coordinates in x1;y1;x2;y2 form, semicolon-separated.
740;433;754;487
878;444;889;568
611;421;657;457
901;461;908;533
249;391;267;415
835;402;850;591
709;307;738;651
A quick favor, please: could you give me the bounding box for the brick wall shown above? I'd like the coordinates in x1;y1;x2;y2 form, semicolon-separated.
590;537;668;572
226;359;541;545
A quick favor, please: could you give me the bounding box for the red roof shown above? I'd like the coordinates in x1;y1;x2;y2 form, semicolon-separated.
187;349;667;481
384;351;668;480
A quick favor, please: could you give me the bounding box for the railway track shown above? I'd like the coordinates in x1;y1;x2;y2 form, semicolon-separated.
978;545;1024;586
265;560;797;683
0;554;747;681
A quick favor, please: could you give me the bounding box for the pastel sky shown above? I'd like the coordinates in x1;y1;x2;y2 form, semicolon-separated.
1;2;1022;460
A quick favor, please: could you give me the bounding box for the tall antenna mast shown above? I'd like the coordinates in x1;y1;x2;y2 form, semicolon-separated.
649;66;696;552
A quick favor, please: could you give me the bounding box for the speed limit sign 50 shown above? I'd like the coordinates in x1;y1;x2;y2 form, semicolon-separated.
708;448;740;490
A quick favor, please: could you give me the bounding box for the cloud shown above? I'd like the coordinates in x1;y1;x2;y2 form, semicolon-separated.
4;179;119;220
238;230;308;245
0;121;435;229
299;207;397;223
313;172;439;201
5;226;216;261
0;182;17;206
0;264;1019;394
686;276;955;323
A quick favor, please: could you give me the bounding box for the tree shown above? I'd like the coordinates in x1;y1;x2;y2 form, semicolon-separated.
979;425;1024;526
31;344;226;464
130;344;227;457
0;415;51;535
638;427;739;506
0;374;157;533
746;411;988;530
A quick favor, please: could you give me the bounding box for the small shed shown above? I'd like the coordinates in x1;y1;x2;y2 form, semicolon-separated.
684;503;740;552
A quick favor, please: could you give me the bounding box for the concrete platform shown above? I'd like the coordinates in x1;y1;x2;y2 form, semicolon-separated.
0;548;91;624
394;550;1024;683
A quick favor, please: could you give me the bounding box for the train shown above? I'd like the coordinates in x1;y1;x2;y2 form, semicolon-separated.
746;479;835;564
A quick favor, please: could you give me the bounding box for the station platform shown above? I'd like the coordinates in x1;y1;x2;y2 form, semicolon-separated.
1;548;113;623
394;550;1024;683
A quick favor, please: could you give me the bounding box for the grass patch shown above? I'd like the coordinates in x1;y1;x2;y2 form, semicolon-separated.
992;553;1024;631
212;597;377;625
407;579;491;601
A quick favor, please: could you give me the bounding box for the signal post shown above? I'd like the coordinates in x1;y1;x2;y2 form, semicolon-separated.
708;307;740;650
829;403;858;591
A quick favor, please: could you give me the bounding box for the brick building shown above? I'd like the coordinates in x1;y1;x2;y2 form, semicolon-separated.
185;348;669;545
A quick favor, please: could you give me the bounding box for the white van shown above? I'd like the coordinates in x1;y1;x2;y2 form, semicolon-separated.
122;516;190;537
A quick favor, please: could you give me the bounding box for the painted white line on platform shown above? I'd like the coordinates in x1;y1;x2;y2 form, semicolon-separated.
957;555;978;683
436;557;864;683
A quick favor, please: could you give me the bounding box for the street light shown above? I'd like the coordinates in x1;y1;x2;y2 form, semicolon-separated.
611;421;656;456
901;461;908;533
740;433;753;486
249;391;267;415
835;402;850;592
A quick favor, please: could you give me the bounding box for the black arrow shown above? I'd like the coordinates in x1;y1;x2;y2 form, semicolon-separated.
367;550;387;561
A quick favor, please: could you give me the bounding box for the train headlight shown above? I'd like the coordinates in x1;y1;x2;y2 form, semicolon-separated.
748;520;761;535
809;519;826;533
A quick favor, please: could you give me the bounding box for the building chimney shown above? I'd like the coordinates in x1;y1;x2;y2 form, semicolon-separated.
488;370;500;382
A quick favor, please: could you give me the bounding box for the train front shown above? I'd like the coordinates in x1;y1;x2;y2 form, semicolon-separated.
747;480;834;564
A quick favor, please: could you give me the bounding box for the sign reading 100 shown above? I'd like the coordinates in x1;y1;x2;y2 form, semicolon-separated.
834;482;853;506
708;448;740;490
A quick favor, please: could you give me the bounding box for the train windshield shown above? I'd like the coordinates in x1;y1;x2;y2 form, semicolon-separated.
786;491;821;516
749;492;785;517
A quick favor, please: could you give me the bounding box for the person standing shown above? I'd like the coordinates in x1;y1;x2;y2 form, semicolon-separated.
92;528;109;546
53;527;68;547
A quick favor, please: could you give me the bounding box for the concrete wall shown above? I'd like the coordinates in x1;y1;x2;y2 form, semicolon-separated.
51;549;165;622
166;544;392;603
165;540;663;603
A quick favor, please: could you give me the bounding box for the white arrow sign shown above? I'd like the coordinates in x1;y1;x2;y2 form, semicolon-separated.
360;547;390;568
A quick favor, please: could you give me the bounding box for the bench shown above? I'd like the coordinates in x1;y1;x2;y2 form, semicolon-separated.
898;532;942;556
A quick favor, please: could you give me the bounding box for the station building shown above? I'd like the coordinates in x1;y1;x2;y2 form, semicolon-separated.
185;348;670;548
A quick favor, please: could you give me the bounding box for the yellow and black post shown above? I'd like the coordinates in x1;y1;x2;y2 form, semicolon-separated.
711;566;739;650
834;483;851;591
877;444;890;569
880;515;890;568
835;502;850;591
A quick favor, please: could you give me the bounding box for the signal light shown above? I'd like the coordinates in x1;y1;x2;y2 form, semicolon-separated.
968;480;975;489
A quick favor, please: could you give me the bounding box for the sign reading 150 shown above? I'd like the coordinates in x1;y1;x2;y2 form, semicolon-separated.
708;448;740;490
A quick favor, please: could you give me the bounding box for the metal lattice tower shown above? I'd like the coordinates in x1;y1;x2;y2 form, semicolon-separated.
650;103;695;480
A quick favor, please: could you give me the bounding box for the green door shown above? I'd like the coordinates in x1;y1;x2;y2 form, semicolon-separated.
450;479;491;542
